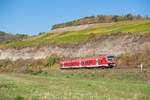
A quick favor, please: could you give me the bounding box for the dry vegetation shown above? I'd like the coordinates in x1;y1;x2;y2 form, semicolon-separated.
0;39;150;100
0;46;150;73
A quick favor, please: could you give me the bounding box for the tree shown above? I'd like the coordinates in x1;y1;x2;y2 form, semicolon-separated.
125;13;133;20
112;15;119;22
103;15;113;23
38;32;45;35
43;56;56;67
145;15;149;19
136;14;142;20
97;15;104;23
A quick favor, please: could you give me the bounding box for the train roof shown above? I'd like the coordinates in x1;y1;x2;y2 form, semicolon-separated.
61;54;114;62
99;54;114;57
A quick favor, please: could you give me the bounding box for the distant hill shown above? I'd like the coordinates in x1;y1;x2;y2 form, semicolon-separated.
51;14;149;30
0;31;28;45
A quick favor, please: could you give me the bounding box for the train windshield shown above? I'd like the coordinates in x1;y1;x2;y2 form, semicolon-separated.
107;56;114;62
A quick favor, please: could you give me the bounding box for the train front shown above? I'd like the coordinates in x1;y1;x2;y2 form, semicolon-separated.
107;55;116;68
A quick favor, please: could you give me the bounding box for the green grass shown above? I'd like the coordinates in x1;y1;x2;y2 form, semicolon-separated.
1;20;150;49
0;70;150;100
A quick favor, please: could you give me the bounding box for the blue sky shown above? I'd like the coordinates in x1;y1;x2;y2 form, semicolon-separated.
0;0;150;35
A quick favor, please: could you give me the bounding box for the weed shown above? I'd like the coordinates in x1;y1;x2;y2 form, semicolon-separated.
32;70;43;75
14;96;25;100
143;69;147;73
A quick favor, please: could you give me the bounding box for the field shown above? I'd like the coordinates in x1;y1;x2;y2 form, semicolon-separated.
0;69;150;100
0;19;150;49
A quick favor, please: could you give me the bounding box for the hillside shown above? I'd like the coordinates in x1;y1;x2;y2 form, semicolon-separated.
0;19;150;49
51;14;145;29
0;31;28;45
0;20;150;61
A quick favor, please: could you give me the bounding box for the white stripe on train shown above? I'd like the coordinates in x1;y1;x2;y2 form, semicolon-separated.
60;64;112;69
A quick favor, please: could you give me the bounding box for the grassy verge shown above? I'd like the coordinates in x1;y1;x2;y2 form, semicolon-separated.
0;70;150;100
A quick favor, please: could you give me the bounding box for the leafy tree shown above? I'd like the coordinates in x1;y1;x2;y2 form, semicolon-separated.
125;13;133;20
97;15;104;23
43;56;57;67
112;15;120;22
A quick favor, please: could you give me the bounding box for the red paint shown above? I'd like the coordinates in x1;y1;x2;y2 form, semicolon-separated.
60;55;116;69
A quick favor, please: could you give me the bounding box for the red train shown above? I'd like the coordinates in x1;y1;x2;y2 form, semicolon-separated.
59;54;116;69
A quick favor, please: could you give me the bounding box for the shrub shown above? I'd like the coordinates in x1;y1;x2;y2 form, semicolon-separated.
143;69;147;73
32;70;43;75
88;33;96;39
34;43;41;50
14;96;25;100
43;56;57;67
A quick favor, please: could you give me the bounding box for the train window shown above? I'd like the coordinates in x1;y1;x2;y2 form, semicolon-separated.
85;61;87;64
81;61;92;64
73;63;76;65
81;62;84;64
89;61;92;64
99;60;102;63
107;56;114;60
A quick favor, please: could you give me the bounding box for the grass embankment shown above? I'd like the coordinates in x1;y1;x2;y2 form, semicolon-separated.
0;20;150;49
0;70;150;100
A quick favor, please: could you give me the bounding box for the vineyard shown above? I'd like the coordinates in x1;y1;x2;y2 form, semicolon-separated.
0;20;150;49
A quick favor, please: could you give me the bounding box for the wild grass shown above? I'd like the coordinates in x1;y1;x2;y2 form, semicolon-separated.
0;20;150;49
0;70;150;100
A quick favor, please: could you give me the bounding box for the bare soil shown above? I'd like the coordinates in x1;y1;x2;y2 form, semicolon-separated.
49;22;116;33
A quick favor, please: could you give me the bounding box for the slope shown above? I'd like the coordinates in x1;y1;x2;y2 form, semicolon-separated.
0;19;150;49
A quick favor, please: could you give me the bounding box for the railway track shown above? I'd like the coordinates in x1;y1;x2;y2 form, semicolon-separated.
59;67;150;73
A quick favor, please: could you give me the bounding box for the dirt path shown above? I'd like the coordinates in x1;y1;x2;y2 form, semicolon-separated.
49;22;116;33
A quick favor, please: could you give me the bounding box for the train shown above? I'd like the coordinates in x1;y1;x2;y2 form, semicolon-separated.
59;54;116;69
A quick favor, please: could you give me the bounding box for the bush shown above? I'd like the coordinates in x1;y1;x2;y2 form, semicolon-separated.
34;43;41;50
32;70;43;75
14;96;25;100
43;56;57;67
